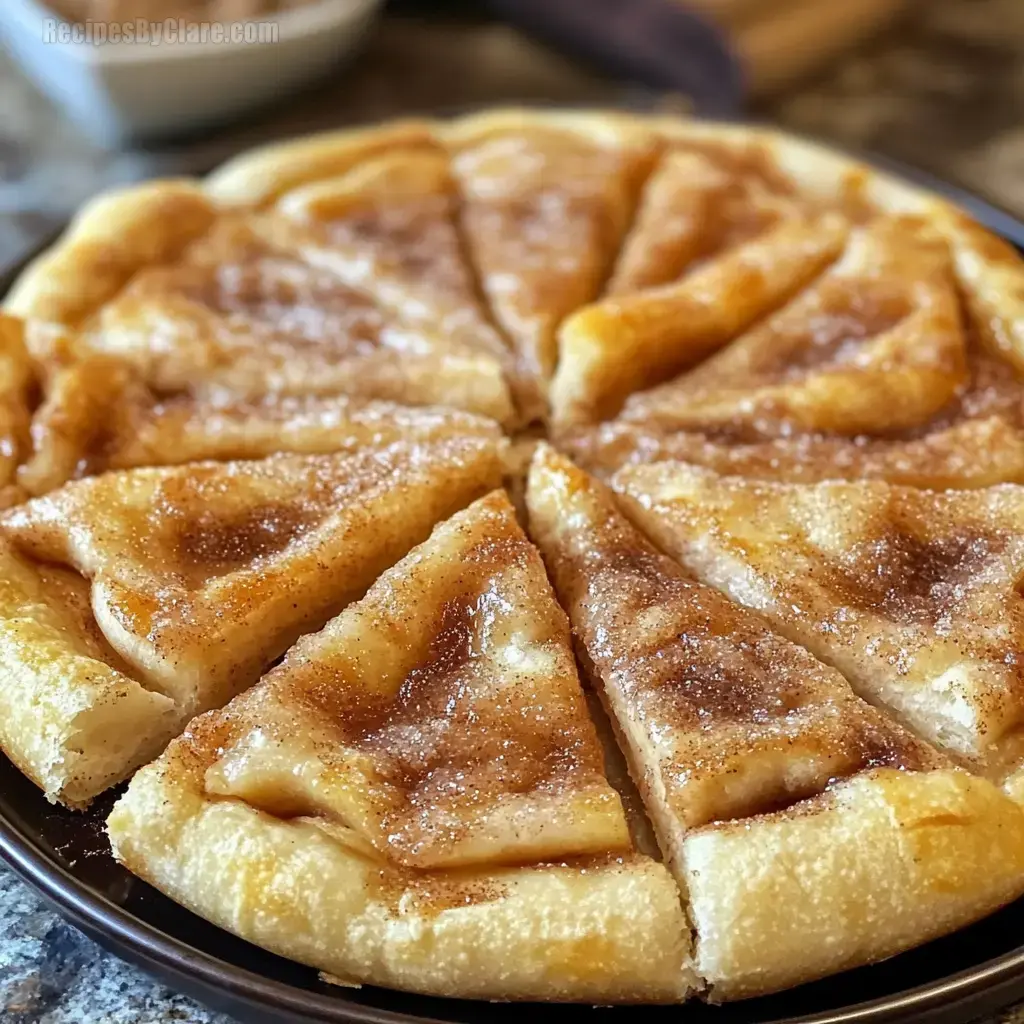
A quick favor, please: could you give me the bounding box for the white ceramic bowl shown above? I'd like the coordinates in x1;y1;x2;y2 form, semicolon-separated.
0;0;383;145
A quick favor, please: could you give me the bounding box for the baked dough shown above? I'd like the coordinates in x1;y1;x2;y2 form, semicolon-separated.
563;410;1024;489
1;110;1022;1002
612;460;1024;793
552;118;1024;452
0;435;504;804
0;316;35;509
444;110;659;387
0;536;177;808
206;119;439;208
527;445;1024;998
551;212;848;425
107;492;694;1002
15;350;504;497
620;214;966;437
6;167;515;426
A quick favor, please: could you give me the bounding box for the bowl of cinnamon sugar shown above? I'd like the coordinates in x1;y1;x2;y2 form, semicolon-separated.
0;0;383;143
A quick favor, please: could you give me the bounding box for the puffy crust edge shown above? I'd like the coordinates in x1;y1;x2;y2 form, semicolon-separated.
205;118;440;207
0;540;179;809
107;733;696;1003
3;181;217;328
685;768;1024;1001
5;111;1021;351
440;107;659;152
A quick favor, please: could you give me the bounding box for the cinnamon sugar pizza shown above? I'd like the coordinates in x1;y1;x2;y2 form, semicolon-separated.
3;109;1024;1004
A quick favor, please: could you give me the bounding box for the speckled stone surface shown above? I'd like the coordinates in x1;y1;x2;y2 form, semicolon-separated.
0;868;235;1023
5;2;1024;1022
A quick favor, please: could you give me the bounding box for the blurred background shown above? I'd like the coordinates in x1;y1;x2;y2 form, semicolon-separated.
2;0;1023;267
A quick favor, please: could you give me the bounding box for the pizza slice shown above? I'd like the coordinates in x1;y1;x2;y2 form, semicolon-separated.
0;435;504;806
445;110;658;386
620;215;967;438
550;213;848;426
6;181;515;425
16;352;503;497
528;445;1024;998
274;147;517;392
612;460;1024;798
563;266;1024;488
90;211;515;422
0;537;178;809
561;373;1024;488
106;491;694;1003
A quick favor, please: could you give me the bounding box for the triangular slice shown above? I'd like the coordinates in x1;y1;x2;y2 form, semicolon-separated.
86;212;515;423
445;110;658;385
0;436;505;808
106;492;694;1003
550;213;848;426
0;315;33;508
528;446;1024;998
562;404;1024;491
620;215;967;437
7;180;514;425
15;352;503;497
563;310;1024;487
276;148;504;352
613;460;1024;796
199;491;631;868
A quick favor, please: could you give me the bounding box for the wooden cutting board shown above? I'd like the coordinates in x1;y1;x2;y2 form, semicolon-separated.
688;0;909;95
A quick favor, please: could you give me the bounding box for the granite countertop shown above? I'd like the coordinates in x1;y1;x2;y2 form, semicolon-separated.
4;1;1024;1021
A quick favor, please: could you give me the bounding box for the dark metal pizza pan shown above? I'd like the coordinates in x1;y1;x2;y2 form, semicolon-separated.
3;150;1024;1024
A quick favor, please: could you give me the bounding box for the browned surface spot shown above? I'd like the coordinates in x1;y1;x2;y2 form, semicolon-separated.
769;282;912;378
368;862;508;916
820;523;1008;626
170;500;318;584
122;217;392;356
238;520;609;864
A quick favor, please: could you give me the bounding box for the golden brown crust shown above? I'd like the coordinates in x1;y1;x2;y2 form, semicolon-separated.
619;215;968;438
528;447;943;830
206;120;440;208
108;738;694;1002
16;353;504;497
549;116;1024;436
0;437;505;809
2;437;505;715
686;768;1024;1000
5;110;1024;1001
564;414;1024;489
0;536;177;808
4;182;217;328
444;108;660;387
77;212;515;423
551;213;849;425
206;491;631;870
